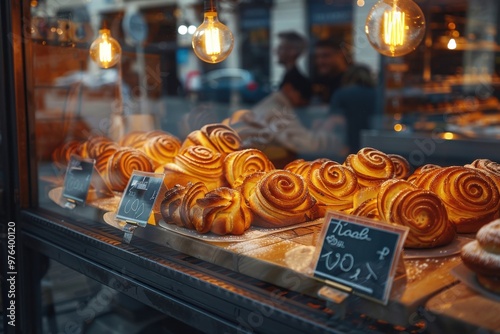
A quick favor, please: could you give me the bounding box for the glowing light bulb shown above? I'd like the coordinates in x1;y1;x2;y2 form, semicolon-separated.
89;29;121;69
192;0;234;64
365;0;425;57
447;38;457;50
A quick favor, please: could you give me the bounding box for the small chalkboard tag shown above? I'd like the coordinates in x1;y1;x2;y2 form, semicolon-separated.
116;171;164;233
62;155;95;208
311;211;408;305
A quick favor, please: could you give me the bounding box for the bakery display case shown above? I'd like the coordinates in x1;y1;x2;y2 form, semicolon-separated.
2;0;500;333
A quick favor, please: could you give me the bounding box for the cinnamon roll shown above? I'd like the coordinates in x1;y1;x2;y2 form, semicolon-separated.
141;133;181;170
180;123;241;158
160;184;188;226
161;146;226;191
466;159;500;192
307;161;359;215
52;140;84;168
106;148;154;192
425;166;500;233
248;170;317;228
284;158;331;180
119;131;150;149
388;154;411;179
408;164;441;185
179;182;208;230
223;149;275;188
352;198;380;220
196;187;253;235
344;148;395;187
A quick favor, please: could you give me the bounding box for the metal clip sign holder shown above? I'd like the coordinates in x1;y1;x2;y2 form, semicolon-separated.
122;222;139;244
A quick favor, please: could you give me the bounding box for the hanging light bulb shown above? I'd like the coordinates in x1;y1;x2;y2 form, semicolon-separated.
365;0;425;57
447;38;457;50
192;0;234;63
89;28;122;69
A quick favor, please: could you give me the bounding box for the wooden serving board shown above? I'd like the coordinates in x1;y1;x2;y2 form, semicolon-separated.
128;217;461;326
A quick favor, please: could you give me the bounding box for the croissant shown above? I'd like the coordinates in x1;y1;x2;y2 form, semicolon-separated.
180;123;241;158
465;159;500;193
106;148;154;192
196;187;253;235
160;184;188;226
179;182;208;230
223;148;275;188
248;170;317;228
141;133;181;170
423;166;500;233
344;147;395;187
161;146;226;191
388;154;411;179
307;160;359;215
378;179;456;248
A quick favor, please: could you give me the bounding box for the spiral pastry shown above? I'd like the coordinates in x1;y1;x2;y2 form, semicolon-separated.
223;149;275;188
196;187;253;235
388;154;411;179
179;182;208;230
106;148;154;192
466;159;500;192
160;184;188;226
248;170;317;227
86;136;116;158
141;133;182;170
239;172;266;209
52;140;84;168
307;161;359;215
344;148;395;187
284;158;331;180
180;123;241;158
119;131;150;149
380;187;456;248
94;143;119;176
408;164;441;184
424;166;500;233
352;198;380;221
161;146;225;191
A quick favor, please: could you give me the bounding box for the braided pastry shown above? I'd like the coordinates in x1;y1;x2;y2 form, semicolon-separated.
378;179;456;248
248;170;317;227
223;148;275;188
106;148;154;192
160;184;188;227
307;160;359;215
161;146;226;191
196;187;253;235
388;154;411;179
424;166;500;233
344;147;395;187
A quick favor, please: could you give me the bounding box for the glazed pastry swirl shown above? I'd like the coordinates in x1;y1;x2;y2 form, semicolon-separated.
284;158;331;179
52;140;83;168
408;164;441;185
344;147;395;187
142;133;181;170
179;182;208;230
352;198;380;220
426;166;500;233
307;161;359;215
160;184;188;227
196;187;253;235
162;146;225;191
249;170;317;227
388;154;411;179
466;159;500;192
223;148;275;188
107;148;154;192
119;131;150;149
181;123;241;157
94;143;119;175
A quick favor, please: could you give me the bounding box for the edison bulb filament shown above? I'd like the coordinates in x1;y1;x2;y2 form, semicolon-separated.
89;29;121;69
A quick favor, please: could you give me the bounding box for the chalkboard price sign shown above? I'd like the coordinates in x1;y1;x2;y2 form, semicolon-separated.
62;155;95;205
312;211;408;305
116;171;164;227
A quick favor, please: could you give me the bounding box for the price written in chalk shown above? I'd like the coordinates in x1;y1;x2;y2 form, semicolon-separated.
116;172;164;227
313;212;408;305
62;156;95;204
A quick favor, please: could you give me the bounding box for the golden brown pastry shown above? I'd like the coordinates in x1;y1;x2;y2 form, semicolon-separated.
307;160;359;215
119;131;150;149
52;140;84;168
408;164;441;185
160;184;188;226
352;198;380;220
466;159;500;192
377;179;456;248
248;170;317;228
94;142;119;176
284;158;330;180
344;147;395;187
161;146;226;191
196;187;253;235
141;133;182;170
423;166;500;233
180;123;241;158
388;154;411;179
461;219;500;293
106;148;154;192
179;182;208;230
86;136;116;159
238;172;267;210
223;148;275;188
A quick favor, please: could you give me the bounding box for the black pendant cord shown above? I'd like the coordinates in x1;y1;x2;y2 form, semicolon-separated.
204;0;217;13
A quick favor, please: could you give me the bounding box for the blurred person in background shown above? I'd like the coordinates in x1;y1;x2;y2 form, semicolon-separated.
312;39;349;104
